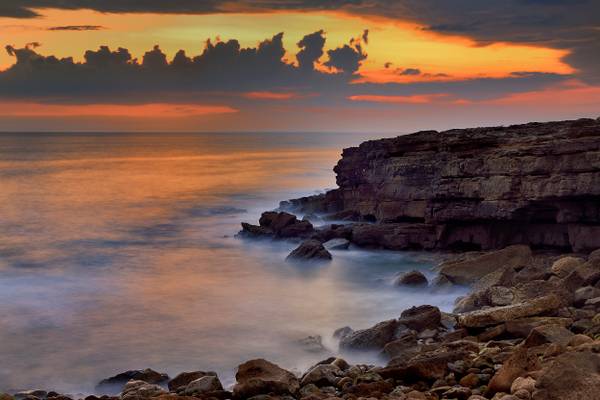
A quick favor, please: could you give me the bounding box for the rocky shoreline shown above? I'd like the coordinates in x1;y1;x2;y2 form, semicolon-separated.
4;118;600;400
4;244;600;400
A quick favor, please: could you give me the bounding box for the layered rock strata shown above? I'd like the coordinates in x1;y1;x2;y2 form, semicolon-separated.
281;118;600;252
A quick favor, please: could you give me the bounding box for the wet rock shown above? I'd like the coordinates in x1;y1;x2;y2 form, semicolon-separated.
332;326;353;340
181;376;223;396
382;332;419;360
97;369;169;394
300;364;342;387
399;305;441;332
120;380;166;400
395;271;428;287
233;359;299;399
286;240;331;261
297;335;327;353
13;391;47;400
168;371;217;392
323;238;350;250
458;295;562;328
339;319;398;351
241;211;315;239
532;349;600;400
438;246;532;285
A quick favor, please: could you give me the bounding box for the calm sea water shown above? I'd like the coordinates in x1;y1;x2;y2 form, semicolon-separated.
0;132;466;394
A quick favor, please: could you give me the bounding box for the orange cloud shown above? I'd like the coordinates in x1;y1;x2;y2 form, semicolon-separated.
348;93;450;104
243;91;299;100
0;102;238;117
485;80;600;107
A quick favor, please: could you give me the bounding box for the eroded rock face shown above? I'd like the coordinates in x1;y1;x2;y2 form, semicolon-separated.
285;119;600;252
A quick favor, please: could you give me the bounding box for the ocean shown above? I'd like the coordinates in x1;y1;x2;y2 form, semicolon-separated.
0;132;466;393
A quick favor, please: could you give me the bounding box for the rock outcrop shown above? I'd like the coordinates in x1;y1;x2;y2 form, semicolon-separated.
283;118;600;252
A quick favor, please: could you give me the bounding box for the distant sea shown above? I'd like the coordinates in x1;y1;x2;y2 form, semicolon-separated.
0;132;466;393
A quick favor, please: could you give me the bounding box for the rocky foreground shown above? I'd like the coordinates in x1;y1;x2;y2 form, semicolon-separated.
5;244;600;400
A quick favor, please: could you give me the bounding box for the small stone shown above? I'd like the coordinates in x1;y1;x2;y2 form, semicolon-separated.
510;376;536;394
459;373;480;388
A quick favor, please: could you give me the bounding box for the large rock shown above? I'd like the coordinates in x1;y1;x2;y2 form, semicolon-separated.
283;119;600;251
523;325;574;348
96;369;169;394
458;295;562;328
168;371;217;392
399;305;441;331
394;271;428;286
532;349;600;400
181;376;223;396
438;245;532;285
120;380;167;400
339;319;399;351
487;346;540;395
286;239;332;261
233;359;299;399
240;211;314;239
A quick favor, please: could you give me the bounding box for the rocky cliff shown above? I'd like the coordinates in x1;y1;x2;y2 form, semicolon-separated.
283;118;600;252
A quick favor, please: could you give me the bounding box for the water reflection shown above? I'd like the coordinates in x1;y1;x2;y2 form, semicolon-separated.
0;132;467;393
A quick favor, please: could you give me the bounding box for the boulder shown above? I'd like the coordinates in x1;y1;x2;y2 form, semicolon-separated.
438;246;532;285
523;325;574;348
339;319;399;351
300;364;342;387
297;335;327;353
96;369;169;394
168;371;217;392
286;240;332;261
181;376;223;396
241;211;314;239
233;359;299;399
120;380;167;400
323;238;350;250
574;286;600;307
333;326;353;340
589;248;600;262
487;346;540;395
382;332;419;360
531;350;600;400
399;305;441;332
511;376;536;394
394;271;428;287
550;256;585;278
505;317;573;338
458;295;562;328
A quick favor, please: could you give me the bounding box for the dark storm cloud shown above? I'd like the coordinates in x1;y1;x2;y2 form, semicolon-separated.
296;30;326;71
48;25;104;31
5;1;597;82
0;32;355;102
0;31;571;108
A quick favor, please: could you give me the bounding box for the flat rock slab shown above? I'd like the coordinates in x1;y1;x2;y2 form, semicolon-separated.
458;295;562;328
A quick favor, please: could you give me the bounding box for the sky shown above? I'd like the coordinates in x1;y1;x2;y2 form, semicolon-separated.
1;0;599;132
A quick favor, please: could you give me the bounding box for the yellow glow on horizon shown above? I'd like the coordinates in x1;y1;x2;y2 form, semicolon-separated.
0;8;573;81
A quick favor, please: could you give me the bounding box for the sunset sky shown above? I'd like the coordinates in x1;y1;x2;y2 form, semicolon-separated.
1;1;599;132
